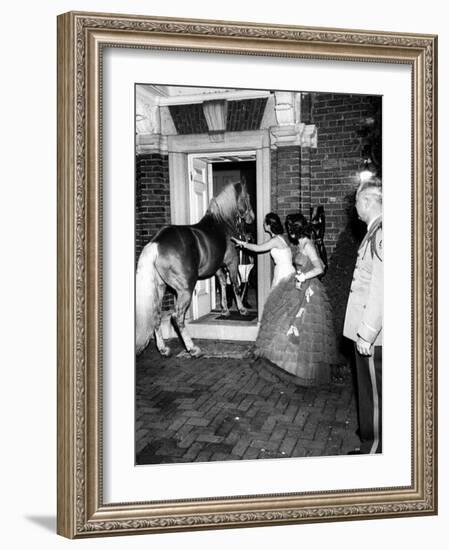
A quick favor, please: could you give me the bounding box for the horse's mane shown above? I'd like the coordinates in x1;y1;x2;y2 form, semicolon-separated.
206;182;244;228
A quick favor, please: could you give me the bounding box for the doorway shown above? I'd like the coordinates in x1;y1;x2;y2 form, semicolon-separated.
167;131;271;341
211;160;258;316
187;152;258;324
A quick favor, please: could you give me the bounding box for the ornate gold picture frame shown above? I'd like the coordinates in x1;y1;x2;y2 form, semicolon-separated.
57;11;437;538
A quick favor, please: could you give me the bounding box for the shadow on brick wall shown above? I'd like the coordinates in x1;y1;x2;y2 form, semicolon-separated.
323;192;366;360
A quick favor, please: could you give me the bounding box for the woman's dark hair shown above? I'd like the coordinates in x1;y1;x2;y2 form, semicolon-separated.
285;213;312;243
264;212;284;235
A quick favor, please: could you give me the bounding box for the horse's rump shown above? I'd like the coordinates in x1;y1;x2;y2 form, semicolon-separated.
135;242;164;354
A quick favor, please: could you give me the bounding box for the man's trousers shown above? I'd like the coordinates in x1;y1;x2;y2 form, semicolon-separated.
354;344;382;454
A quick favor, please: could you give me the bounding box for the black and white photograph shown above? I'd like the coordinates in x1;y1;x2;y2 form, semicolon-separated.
134;84;383;465
2;0;444;546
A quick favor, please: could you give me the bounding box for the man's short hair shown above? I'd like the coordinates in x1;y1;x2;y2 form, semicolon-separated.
357;177;382;204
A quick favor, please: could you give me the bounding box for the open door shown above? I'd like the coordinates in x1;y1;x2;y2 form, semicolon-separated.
188;156;214;319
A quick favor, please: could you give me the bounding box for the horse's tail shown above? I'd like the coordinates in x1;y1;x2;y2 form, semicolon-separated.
135;241;164;355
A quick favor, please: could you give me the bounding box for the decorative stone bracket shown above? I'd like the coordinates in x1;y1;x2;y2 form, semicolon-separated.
269;123;317;149
270;91;317;148
270;92;317;149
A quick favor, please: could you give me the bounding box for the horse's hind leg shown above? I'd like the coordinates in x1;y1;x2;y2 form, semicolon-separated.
154;328;171;357
153;274;172;357
171;289;202;357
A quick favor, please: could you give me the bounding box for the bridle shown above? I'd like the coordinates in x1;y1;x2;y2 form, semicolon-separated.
236;188;253;225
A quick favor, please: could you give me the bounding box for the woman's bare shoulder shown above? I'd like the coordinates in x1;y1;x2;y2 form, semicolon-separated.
303;238;317;253
276;234;290;248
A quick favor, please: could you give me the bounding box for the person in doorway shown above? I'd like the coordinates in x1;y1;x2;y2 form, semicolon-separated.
224;226;255;310
236;229;256;309
344;178;383;454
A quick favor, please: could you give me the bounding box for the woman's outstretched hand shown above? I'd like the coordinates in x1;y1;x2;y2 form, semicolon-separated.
231;237;244;248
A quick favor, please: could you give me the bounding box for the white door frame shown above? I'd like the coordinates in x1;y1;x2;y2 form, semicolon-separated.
168;130;272;322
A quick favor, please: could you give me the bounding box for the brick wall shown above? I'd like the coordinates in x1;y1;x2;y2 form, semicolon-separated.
135;152;174;310
135;153;170;258
270;149;278;213
272;146;302;222
227;98;268;131
309;93;381;256
299;147;312;216
308;93;381;349
169;104;208;135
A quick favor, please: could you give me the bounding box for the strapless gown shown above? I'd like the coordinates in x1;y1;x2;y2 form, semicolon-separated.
269;245;295;287
255;250;339;386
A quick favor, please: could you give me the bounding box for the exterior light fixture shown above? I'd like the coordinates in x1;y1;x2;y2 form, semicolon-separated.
359;159;374;183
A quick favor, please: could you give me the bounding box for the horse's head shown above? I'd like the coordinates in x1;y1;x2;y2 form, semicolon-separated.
235;182;255;225
207;181;255;231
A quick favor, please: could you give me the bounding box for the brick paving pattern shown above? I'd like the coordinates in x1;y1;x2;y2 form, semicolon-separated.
136;339;360;464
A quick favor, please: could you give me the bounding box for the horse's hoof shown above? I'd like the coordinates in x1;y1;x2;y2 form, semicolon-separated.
238;308;249;316
221;310;231;317
189;346;202;358
159;346;171;357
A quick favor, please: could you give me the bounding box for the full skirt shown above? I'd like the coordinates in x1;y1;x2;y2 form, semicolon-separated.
254;274;339;386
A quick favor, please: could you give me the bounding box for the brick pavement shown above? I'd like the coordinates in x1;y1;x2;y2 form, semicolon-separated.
136;339;360;464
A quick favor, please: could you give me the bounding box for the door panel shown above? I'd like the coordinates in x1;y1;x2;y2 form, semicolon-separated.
189;157;213;319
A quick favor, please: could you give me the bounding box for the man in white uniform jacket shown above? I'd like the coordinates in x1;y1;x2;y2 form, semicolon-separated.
344;178;383;454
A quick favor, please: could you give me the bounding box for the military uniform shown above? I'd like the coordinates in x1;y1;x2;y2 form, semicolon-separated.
344;215;383;454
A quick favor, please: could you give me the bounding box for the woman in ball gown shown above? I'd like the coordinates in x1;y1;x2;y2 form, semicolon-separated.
232;212;295;288
251;213;339;386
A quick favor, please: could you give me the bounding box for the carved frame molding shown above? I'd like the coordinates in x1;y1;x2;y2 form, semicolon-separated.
57;11;437;538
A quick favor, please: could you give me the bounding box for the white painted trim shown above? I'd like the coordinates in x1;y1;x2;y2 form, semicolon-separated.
160;316;258;342
169;152;189;226
158;89;271;106
191;150;257;161
256;146;272;316
136;84;162;103
168;130;270;153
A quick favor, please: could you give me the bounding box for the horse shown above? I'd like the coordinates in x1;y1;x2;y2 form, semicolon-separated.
135;181;255;357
